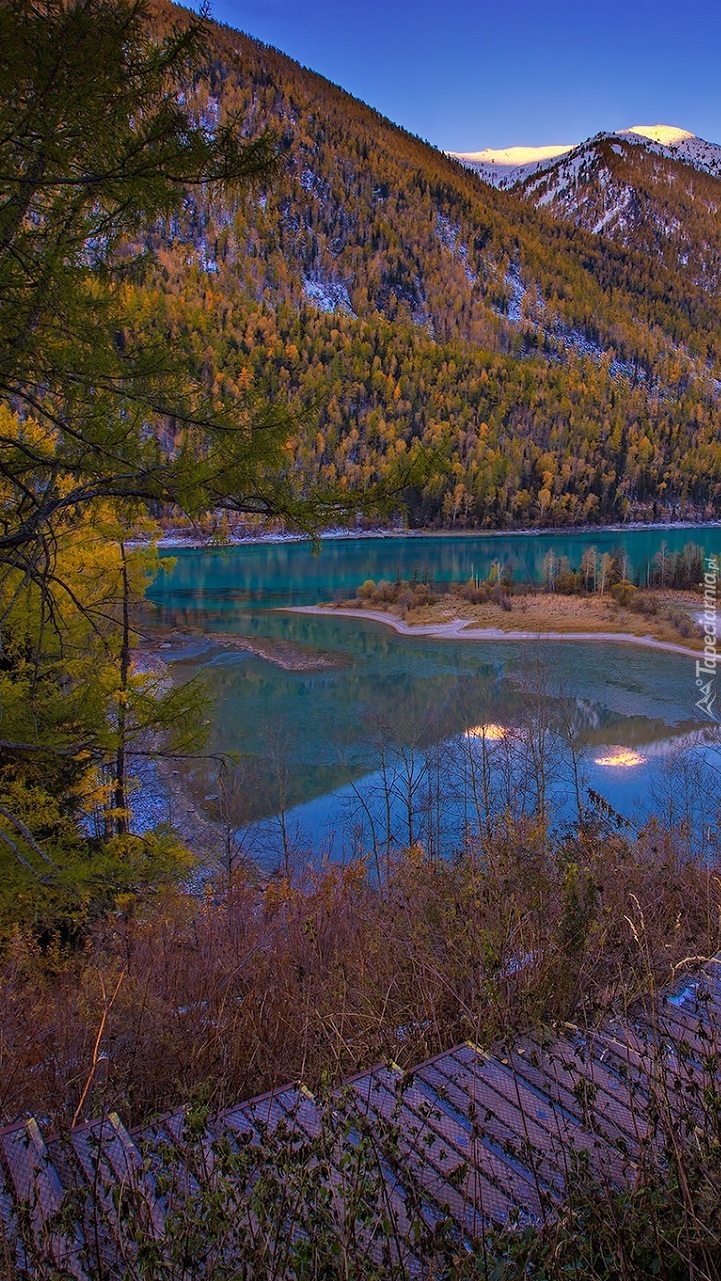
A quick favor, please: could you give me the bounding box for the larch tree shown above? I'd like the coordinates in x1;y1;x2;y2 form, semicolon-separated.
0;0;341;899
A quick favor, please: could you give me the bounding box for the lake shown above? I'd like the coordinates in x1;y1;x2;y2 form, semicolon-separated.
145;528;720;869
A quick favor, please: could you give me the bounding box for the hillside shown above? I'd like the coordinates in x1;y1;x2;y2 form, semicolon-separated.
455;125;721;289
518;131;721;290
142;3;721;526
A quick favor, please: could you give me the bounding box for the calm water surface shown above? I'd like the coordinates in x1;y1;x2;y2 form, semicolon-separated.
145;530;721;866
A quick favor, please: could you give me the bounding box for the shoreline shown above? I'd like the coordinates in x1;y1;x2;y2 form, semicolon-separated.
287;605;704;659
153;519;721;552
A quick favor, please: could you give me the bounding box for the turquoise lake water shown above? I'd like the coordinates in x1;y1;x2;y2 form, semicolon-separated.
145;529;721;867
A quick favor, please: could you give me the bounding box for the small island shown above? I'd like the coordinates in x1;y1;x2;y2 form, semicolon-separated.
295;571;706;657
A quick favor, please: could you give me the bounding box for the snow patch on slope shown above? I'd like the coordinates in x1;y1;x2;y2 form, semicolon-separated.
525;144;611;210
303;277;356;316
505;269;525;323
451;143;573;189
435;213;477;282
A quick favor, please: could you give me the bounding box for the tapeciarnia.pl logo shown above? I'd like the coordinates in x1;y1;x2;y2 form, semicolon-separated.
695;556;718;720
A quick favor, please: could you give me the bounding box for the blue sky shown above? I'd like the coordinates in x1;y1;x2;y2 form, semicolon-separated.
199;0;721;151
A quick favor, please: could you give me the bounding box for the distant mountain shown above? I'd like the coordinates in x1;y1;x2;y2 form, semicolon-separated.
452;125;721;188
141;3;721;526
453;126;721;287
450;142;575;189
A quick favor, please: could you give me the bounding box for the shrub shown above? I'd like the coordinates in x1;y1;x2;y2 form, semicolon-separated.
610;579;637;605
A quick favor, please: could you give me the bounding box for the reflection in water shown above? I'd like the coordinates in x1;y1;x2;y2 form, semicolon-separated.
152;527;721;611
144;532;721;867
464;723;507;740
593;748;647;767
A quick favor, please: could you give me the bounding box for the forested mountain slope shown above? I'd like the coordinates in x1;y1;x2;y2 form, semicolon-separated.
513;131;721;291
144;1;721;526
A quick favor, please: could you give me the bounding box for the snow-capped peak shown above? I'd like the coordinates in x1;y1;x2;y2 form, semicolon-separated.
621;124;695;145
614;124;721;177
451;142;574;189
455;143;573;168
451;124;721;188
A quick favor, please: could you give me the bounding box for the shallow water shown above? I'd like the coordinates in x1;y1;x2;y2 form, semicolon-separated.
145;530;720;866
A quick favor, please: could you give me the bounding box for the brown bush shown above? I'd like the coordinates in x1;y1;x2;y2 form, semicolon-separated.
1;819;718;1132
459;580;490;604
629;591;659;615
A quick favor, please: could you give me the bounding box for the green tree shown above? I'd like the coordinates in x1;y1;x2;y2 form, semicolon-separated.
0;0;320;917
0;0;368;578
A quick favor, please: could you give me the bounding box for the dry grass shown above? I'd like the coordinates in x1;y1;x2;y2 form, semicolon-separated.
1;819;719;1132
392;591;702;647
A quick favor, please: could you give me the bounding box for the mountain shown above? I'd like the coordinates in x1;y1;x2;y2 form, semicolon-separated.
143;3;721;527
447;142;575;189
452;142;575;188
452;125;721;188
453;126;721;288
617;124;721;176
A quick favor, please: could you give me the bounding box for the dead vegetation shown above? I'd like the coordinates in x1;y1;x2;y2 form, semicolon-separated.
339;578;703;648
1;817;719;1133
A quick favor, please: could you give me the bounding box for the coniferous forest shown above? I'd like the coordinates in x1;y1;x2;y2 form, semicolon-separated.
140;0;721;527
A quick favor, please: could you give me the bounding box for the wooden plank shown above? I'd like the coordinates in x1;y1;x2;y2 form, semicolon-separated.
0;1133;28;1278
46;1133;121;1280
446;1043;627;1189
3;953;721;1269
275;1086;423;1274
351;1064;516;1232
0;1118;85;1277
590;1024;655;1083
457;1044;633;1187
224;1083;420;1278
71;1112;164;1254
666;965;721;1020
592;1019;697;1090
399;1064;547;1221
657;1003;721;1058
223;1086;301;1134
503;1038;644;1161
419;1052;568;1199
526;1034;649;1148
273;1087;322;1140
134;1115;205;1209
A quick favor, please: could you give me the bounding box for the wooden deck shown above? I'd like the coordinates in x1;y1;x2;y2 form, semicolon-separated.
1;959;720;1275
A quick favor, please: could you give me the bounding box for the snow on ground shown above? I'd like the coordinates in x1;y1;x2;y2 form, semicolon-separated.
526;146;603;205
505;268;525;323
550;328;638;379
435;212;458;251
490;262;639;380
449;143;573;188
592;196;633;235
303;276;356;315
452;124;721;189
435;213;476;282
198;252;219;273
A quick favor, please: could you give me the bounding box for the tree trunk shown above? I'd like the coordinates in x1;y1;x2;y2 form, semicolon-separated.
114;540;130;836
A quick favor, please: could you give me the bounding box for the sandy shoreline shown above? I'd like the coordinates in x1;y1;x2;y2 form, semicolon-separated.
287;605;704;659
